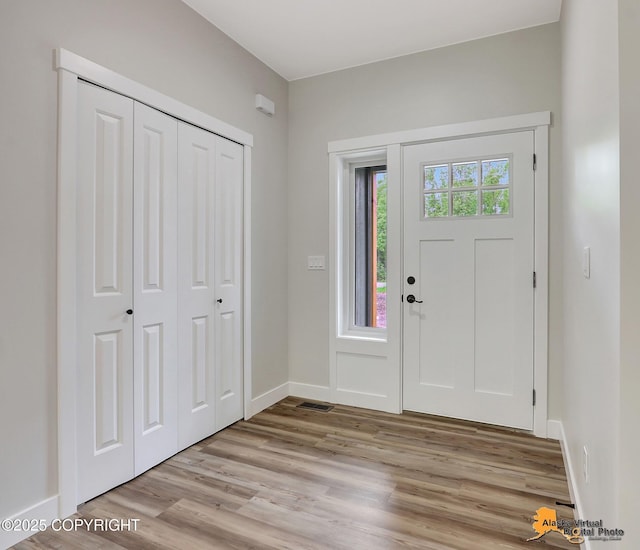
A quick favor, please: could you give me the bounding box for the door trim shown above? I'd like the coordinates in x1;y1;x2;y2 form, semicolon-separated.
328;111;550;153
55;49;253;518
328;111;550;438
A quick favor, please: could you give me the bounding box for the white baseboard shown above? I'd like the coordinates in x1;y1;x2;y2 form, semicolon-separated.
247;381;332;418
547;419;562;440
247;381;289;419
554;420;591;550
288;382;331;402
0;495;58;549
333;388;398;413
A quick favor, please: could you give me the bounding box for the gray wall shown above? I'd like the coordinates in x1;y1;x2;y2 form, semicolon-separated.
288;24;563;416
561;0;620;534
0;0;288;519
619;0;640;540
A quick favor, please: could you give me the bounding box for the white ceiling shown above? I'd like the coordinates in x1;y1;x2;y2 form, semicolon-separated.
181;0;562;81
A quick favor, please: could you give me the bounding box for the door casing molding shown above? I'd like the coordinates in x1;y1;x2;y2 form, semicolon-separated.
55;49;253;518
328;111;550;438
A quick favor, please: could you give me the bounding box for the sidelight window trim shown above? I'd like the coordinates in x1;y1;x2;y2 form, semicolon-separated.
340;153;388;340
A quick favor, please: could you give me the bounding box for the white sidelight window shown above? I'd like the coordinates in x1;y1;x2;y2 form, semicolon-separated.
338;151;389;339
354;165;387;328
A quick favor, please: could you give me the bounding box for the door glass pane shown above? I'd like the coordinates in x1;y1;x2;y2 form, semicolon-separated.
354;166;387;329
424;164;449;190
452;162;478;188
375;171;387;329
482;189;510;215
452;190;478;216
481;159;509;186
424;192;449;218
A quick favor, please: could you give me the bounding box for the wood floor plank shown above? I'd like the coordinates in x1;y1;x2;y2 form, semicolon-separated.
159;498;326;550
16;397;576;549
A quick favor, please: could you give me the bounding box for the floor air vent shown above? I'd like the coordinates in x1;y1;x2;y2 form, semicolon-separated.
296;401;334;412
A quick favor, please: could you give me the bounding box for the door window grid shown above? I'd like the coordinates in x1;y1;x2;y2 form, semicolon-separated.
423;157;511;218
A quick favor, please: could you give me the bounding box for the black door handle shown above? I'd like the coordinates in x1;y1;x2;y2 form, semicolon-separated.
126;309;133;315
406;295;423;304
216;298;223;304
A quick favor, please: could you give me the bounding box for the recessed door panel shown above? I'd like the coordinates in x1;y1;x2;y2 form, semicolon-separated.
94;113;126;295
474;238;516;396
218;151;237;285
94;331;122;452
142;323;162;432
193;146;210;288
141;128;162;291
192;316;209;410
417;239;457;389
219;312;235;399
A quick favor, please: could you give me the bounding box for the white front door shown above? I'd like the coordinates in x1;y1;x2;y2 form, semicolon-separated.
402;131;535;429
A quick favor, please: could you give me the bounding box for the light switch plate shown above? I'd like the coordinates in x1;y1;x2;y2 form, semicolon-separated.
307;255;325;270
583;445;589;483
583;247;591;279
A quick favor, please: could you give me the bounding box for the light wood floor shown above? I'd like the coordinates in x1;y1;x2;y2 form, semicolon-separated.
15;397;576;549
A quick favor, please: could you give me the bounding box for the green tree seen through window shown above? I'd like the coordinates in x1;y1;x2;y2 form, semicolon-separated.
376;173;387;283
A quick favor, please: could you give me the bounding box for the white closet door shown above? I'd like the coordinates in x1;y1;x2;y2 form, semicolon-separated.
77;82;134;503
177;122;217;448
214;137;244;430
133;103;179;475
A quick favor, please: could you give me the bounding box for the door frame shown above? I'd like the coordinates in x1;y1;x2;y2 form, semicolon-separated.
328;111;550;437
55;49;253;518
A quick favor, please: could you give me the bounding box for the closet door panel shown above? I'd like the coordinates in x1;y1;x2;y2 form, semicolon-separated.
77;82;134;503
133;102;179;475
178;122;217;448
215;138;244;430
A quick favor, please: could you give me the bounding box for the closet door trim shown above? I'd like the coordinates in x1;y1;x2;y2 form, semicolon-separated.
56;49;253;518
56;49;253;147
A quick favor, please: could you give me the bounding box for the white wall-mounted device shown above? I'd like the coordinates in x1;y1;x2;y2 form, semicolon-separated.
583;246;591;279
255;94;275;117
307;255;325;270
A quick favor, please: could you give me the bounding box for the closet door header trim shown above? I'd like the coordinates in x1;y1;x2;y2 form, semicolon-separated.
56;48;253;147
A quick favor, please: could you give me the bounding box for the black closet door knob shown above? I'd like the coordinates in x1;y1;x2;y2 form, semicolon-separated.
126;309;133;315
216;299;223;304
